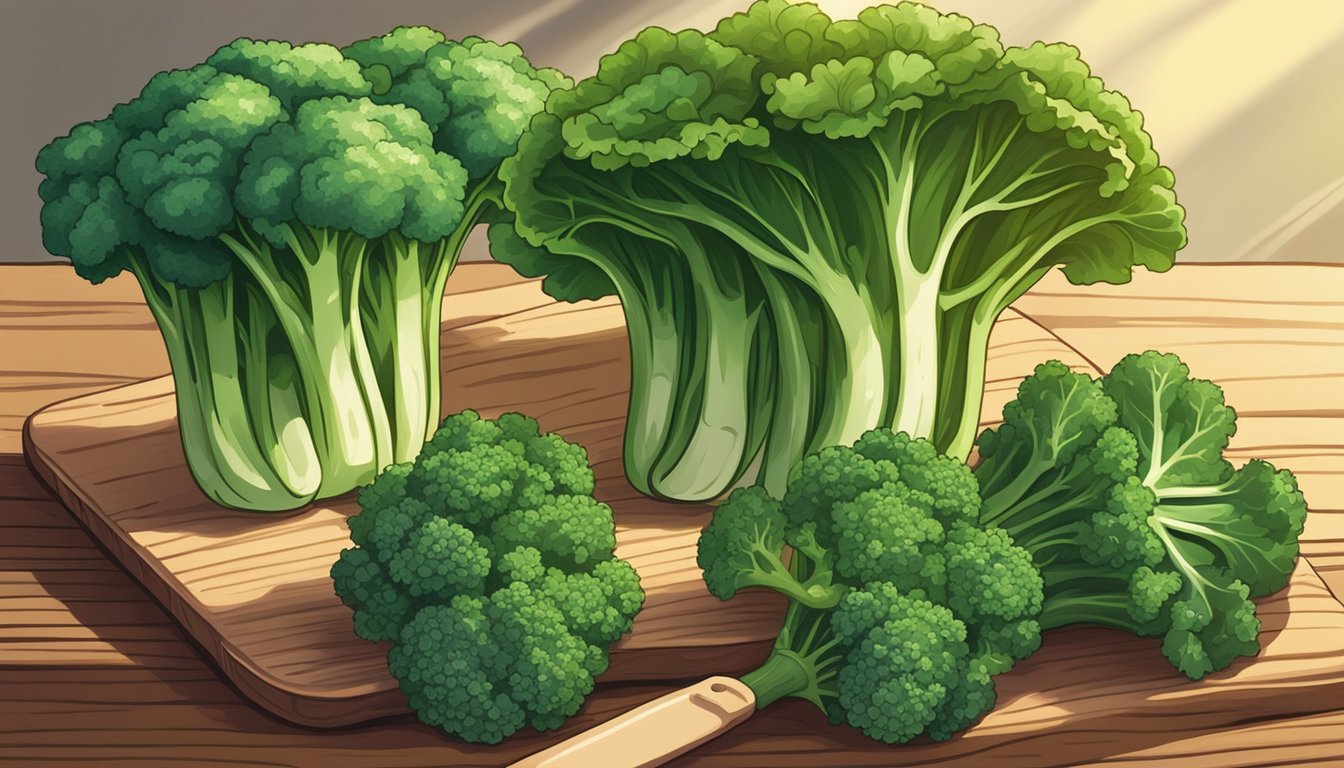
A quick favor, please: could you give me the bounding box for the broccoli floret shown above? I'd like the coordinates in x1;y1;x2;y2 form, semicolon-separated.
329;547;413;642
697;486;826;604
491;495;618;570
831;588;969;744
699;429;1043;744
944;525;1044;661
975;352;1308;679
388;598;527;744
542;560;645;646
387;518;490;600
833;485;947;588
332;411;645;744
781;445;891;548
497;546;546;585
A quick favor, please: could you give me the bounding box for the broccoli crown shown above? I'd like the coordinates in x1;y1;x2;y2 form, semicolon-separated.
331;411;645;743
701;429;1042;744
236;96;469;244
34;28;569;514
975;351;1308;679
37;28;563;288
343;28;571;179
37;39;364;285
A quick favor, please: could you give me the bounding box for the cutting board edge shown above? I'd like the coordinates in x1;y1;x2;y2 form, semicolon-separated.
20;381;784;728
22;408;419;727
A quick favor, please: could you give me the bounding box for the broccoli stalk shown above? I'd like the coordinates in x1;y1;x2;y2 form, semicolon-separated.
36;30;569;511
974;353;1308;678
497;0;1187;502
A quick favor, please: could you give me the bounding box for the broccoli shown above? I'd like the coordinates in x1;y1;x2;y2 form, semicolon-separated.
696;429;1043;743
331;410;644;744
35;29;569;511
496;0;1187;502
974;352;1308;679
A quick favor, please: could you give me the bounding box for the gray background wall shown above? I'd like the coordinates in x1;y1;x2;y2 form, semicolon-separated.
3;0;1341;265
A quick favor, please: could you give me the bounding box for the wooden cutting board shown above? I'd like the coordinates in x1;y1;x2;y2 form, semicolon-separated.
22;273;1344;736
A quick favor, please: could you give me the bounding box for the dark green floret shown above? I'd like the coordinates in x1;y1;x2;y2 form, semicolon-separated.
332;411;645;744
697;428;1043;744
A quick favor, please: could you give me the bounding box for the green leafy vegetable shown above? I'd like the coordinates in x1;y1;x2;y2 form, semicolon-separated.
975;352;1308;678
498;0;1186;502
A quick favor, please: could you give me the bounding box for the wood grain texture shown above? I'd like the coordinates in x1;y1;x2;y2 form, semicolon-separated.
662;561;1344;768
1013;263;1344;419
1017;262;1344;604
6;262;1344;767
21;269;1095;728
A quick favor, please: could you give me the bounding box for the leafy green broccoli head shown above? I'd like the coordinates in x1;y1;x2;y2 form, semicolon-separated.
332;411;645;743
499;0;1186;504
555;27;767;171
975;351;1308;679
700;429;1042;744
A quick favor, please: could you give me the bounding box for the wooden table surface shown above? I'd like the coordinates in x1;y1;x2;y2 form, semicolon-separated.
2;261;1342;767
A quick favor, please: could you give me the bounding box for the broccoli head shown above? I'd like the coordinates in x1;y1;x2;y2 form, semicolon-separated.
498;0;1186;504
697;428;1042;744
36;29;569;512
332;411;645;743
975;352;1308;679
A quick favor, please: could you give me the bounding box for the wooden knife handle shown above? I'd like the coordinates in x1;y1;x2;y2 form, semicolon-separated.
510;677;757;768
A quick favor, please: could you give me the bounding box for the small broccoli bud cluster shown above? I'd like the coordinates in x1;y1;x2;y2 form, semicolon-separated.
699;428;1043;744
829;585;994;743
332;410;644;743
